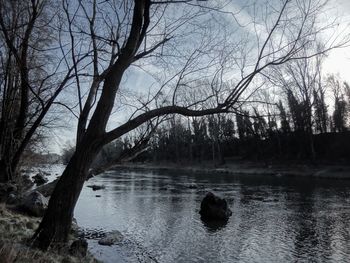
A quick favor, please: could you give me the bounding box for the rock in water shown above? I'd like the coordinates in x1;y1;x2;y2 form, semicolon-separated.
87;185;105;191
20;191;48;217
98;230;123;246
33;172;48;186
69;239;88;257
199;192;232;221
34;179;58;197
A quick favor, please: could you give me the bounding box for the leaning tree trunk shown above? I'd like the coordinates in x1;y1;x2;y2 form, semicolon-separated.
32;140;101;250
0;149;15;183
0;160;9;183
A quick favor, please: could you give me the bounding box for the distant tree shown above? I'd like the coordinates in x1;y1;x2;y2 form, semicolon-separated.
344;81;350;125
313;88;328;133
327;75;348;132
208;115;226;164
277;100;291;134
252;108;268;138
287;90;307;132
333;97;347;132
236;112;246;139
221;117;235;140
0;0;76;182
192;117;209;161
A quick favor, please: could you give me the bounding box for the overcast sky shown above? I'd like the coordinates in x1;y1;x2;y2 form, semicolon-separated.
47;0;350;154
323;0;350;82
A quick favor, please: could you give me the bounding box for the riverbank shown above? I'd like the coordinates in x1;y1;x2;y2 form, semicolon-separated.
109;161;350;179
0;202;98;263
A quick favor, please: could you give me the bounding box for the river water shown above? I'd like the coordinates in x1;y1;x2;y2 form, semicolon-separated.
73;168;350;263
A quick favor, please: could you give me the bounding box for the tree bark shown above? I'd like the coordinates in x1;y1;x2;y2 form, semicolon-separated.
32;139;102;249
0;160;10;183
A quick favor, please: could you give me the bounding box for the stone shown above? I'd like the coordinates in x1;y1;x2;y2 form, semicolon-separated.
20;191;48;217
33;172;48;186
98;230;123;246
33;179;58;197
87;185;105;191
69;239;88;257
199;192;232;221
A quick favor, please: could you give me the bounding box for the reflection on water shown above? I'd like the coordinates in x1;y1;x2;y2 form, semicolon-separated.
201;218;229;233
74;169;350;263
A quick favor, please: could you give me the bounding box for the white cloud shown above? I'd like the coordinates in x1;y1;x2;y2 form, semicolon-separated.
323;0;350;82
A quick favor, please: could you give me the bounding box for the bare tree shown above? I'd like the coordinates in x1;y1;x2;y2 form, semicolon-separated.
327;74;349;131
270;52;327;157
31;0;347;249
0;0;79;182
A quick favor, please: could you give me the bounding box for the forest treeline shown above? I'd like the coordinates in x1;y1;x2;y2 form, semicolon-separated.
145;75;350;163
81;74;350;166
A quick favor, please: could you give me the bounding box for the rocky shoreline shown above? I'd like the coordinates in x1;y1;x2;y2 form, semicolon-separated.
0;167;100;263
0;202;99;263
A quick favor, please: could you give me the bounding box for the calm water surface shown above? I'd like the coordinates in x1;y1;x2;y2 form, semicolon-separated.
74;169;350;263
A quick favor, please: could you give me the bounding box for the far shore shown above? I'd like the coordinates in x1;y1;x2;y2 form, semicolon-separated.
107;161;350;180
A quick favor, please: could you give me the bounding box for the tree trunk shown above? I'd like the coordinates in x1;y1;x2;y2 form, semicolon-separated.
217;141;224;165
0;155;14;183
32;140;101;250
0;160;9;183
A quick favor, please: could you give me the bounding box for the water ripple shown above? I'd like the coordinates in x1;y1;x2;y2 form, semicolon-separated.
74;170;350;263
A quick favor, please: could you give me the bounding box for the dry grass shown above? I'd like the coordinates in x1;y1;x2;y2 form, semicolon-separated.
0;203;98;263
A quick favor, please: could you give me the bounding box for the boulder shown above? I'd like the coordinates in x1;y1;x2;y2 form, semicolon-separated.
199;192;232;221
69;239;88;257
33;172;48;186
20;191;48;217
98;230;123;246
87;185;105;191
33;179;58;197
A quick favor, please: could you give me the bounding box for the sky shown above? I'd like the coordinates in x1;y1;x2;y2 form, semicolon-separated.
323;0;350;82
45;0;350;154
